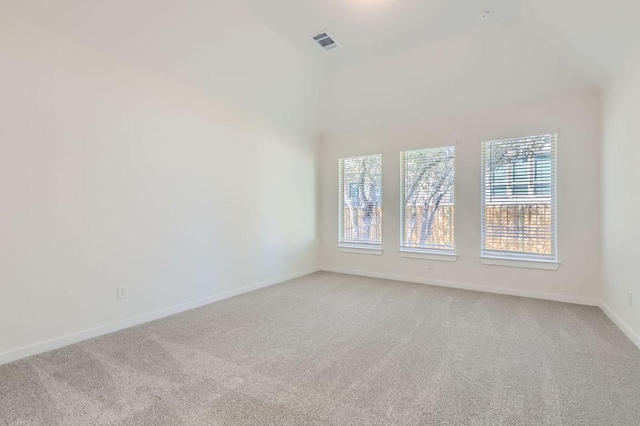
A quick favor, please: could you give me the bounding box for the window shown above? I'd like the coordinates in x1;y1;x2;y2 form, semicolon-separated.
400;146;456;253
534;155;551;195
481;134;557;262
339;154;382;247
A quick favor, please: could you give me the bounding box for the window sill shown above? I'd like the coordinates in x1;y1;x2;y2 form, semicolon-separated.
480;256;560;271
338;245;384;256
399;249;458;262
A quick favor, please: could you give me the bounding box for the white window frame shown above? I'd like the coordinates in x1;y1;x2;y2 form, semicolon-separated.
338;154;383;254
480;134;559;269
399;146;457;261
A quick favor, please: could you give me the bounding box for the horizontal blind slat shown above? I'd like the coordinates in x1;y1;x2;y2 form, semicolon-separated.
481;134;557;260
339;154;383;245
400;145;456;252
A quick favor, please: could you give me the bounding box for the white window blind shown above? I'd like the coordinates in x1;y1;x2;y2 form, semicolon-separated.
339;154;382;246
401;146;456;252
481;134;557;262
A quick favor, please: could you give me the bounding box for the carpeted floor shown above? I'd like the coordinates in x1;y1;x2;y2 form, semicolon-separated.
1;271;640;425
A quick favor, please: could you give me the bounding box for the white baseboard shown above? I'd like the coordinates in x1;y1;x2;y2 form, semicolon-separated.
6;267;635;366
0;267;319;366
322;266;640;350
599;302;640;350
320;266;600;306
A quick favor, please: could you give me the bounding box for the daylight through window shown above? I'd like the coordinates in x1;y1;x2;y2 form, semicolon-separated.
481;134;557;262
400;146;456;252
339;154;383;246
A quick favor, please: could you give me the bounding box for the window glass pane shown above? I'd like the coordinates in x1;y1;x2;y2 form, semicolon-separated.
513;157;530;182
348;183;359;201
493;164;509;181
513;184;529;195
534;155;551;195
490;165;509;198
339;154;382;245
491;184;508;197
535;155;551;180
481;135;557;261
401;146;455;251
534;183;551;196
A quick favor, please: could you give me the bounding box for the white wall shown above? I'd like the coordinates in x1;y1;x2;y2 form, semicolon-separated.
602;46;640;346
316;24;592;134
317;22;601;304
0;13;317;361
319;93;602;303
0;0;318;134
1;4;629;363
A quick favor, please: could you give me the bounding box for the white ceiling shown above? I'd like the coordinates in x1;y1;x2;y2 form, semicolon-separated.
1;0;638;83
0;0;319;130
237;0;521;69
1;0;639;125
522;0;640;84
319;22;593;132
239;0;640;85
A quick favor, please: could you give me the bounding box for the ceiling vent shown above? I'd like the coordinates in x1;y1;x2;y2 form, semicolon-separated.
478;10;491;21
311;31;339;52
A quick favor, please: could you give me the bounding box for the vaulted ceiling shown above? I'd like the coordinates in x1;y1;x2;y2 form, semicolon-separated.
237;0;521;70
523;0;640;85
237;0;640;85
1;0;639;130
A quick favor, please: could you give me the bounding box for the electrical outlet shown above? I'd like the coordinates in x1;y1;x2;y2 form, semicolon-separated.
427;261;433;270
117;286;128;300
284;255;289;264
629;291;634;307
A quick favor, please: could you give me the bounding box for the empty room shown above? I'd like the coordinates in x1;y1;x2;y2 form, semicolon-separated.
1;0;639;424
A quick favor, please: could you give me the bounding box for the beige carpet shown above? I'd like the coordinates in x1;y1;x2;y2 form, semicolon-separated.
1;271;640;425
